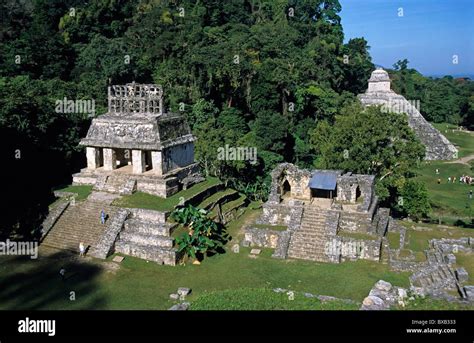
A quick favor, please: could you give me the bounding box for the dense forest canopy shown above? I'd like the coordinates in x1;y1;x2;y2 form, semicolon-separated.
0;0;472;238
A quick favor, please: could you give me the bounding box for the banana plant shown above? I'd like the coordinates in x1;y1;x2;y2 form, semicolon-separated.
172;205;224;262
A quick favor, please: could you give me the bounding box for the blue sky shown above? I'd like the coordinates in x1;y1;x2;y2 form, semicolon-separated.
339;0;474;76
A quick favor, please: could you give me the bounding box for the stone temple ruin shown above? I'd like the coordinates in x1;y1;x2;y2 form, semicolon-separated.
73;83;201;197
358;68;458;160
244;163;390;263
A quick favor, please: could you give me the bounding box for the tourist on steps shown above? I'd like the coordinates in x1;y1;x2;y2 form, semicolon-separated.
79;242;85;257
100;210;106;224
59;267;66;281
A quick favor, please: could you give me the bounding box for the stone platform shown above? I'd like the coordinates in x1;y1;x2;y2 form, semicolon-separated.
73;162;200;198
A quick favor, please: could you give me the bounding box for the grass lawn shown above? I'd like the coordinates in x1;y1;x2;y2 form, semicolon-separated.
0;206;411;310
113;177;221;212
190;288;359;310
401;223;474;253
454;253;474;284
198;188;237;209
386;232;400;250
394;297;474;310
432;123;474;158
53;185;93;201
413;161;474;219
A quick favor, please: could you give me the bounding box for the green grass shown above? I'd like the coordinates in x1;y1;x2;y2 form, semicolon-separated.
386;232;401;250
198;189;237;209
0;207;411;310
190;288;359;310
337;231;377;241
398;249;412;259
432;123;474;158
402;224;474;253
413;161;474;219
53;185;93;201
394;297;474;310
113;177;221;212
454;253;474;284
251;224;288;231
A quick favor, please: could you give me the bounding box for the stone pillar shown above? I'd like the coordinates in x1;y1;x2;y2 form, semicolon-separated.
86;147;101;169
151;151;163;175
103;148;117;171
132;150;146;174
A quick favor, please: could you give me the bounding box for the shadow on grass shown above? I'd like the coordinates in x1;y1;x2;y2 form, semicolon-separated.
0;250;107;310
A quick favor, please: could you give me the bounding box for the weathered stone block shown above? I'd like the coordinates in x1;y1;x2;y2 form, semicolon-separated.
464;286;474;298
177;287;191;296
455;268;469;283
444;254;456;264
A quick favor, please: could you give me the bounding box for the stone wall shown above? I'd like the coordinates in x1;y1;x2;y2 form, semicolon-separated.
40;199;70;241
326;236;382;262
244;227;282;249
257;202;304;226
127;207;169;223
90;208;130;259
162;142;195;174
267;163;312;204
336;173;375;211
371;207;390;235
338;211;374;233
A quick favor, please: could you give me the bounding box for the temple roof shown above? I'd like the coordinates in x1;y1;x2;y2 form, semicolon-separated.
80;83;195;150
368;68;391;82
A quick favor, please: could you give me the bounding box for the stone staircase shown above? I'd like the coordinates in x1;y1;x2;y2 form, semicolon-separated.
93;174;136;195
114;210;180;265
41;200;118;253
287;207;331;262
410;263;456;291
407;114;458;160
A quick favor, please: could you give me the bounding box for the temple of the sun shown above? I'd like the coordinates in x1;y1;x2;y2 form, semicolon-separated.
358;68;458;160
72;83;200;197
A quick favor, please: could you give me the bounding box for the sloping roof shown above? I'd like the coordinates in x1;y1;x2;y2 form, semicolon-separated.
308;172;338;190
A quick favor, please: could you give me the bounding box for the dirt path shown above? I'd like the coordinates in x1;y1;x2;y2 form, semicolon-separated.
446;153;474;165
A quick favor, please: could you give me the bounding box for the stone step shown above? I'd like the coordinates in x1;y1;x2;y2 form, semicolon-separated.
42;201;117;252
119;231;173;248
124;218;176;237
114;240;178;265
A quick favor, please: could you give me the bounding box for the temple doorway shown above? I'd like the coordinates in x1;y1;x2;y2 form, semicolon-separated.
281;180;291;198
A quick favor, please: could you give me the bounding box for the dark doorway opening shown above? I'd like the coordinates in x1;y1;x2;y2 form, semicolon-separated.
355;186;361;201
311;188;334;199
282;180;291;196
144;151;152;171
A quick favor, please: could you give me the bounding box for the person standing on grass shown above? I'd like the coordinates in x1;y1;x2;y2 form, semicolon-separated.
100;209;106;224
437;178;441;184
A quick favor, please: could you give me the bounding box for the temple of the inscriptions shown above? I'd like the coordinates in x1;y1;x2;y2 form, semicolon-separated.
73;83;201;197
358;68;458;160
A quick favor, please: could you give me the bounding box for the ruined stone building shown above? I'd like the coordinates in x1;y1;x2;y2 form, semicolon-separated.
245;163;389;264
358;68;458;160
73;83;200;197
